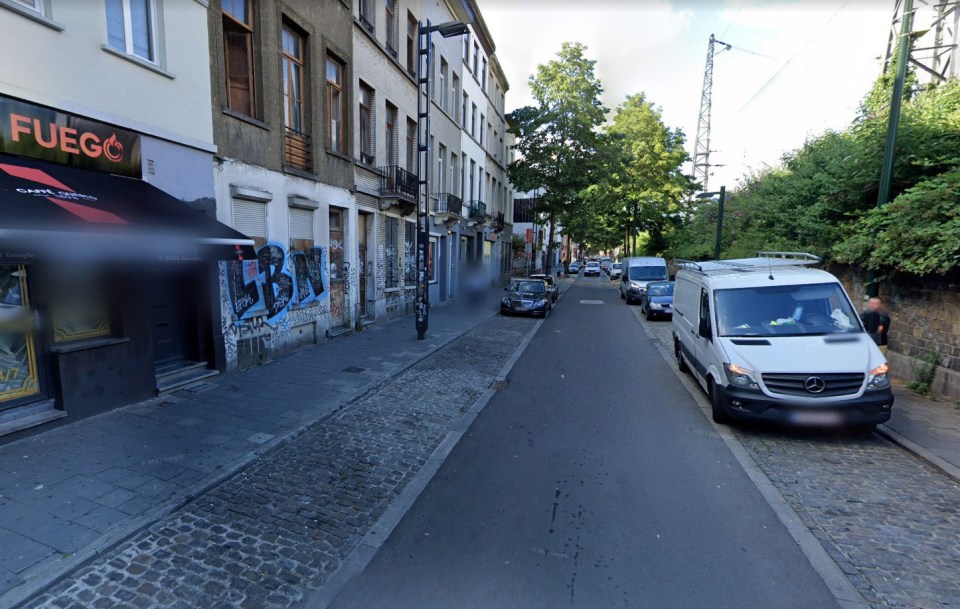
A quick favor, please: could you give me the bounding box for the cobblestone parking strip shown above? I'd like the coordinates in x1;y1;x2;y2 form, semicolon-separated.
20;314;537;609
640;312;960;609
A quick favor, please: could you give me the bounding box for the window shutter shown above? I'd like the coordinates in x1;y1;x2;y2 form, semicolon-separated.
290;208;314;241
233;200;267;239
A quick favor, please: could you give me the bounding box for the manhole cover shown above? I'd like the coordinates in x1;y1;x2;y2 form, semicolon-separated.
343;366;367;373
579;300;605;305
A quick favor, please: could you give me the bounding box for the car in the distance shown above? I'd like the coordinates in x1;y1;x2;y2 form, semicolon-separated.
639;281;674;320
500;279;552;317
609;262;623;280
529;273;558;303
584;261;602;276
569;261;582;274
600;257;613;274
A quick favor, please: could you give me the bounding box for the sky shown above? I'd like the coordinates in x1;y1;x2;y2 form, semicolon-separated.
481;0;892;190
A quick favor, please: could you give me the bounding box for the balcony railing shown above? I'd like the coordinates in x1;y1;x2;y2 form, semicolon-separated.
468;200;487;219
284;127;311;171
492;211;505;232
434;193;463;214
379;165;418;200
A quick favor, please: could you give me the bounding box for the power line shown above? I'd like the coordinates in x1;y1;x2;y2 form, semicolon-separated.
738;0;851;113
720;1;745;39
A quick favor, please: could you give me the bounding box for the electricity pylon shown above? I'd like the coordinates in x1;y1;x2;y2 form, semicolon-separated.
692;34;731;194
884;0;960;84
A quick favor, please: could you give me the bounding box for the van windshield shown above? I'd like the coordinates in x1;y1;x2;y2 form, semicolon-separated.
714;283;863;337
628;266;667;281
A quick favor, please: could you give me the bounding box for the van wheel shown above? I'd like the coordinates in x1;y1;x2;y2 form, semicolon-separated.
675;340;690;374
645;308;653;321
710;380;731;424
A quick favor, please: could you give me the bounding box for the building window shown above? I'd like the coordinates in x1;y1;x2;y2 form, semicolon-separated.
385;216;398;288
472;42;478;75
289;207;314;253
223;0;256;117
479;114;484;145
406;12;417;77
471;103;477;138
282;24;309;170
326;57;344;154
482;57;487;90
438;58;447;111
384;0;398;57
451;73;460;122
105;0;158;63
385;102;397;166
450;152;458;195
9;0;44;15
461;93;468;130
428;236;437;283
437;143;446;195
406;118;416;173
233;199;267;249
359;82;375;164
358;0;374;32
469;159;475;201
404;221;416;284
50;272;112;344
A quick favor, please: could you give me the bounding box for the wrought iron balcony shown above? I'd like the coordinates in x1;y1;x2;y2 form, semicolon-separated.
434;193;463;215
492;211;505;232
379;165;418;200
468;200;487;219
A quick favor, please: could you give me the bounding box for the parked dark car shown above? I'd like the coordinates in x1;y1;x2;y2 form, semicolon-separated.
639;281;675;320
529;273;558;303
500;279;552;317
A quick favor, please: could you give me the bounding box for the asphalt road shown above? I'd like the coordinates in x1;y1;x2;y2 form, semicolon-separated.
326;274;839;609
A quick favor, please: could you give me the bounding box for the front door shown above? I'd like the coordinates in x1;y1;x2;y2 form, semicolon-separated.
329;209;348;327
148;275;192;371
357;213;368;317
0;264;44;411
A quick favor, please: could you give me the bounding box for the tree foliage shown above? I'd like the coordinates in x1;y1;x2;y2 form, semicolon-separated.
667;76;960;275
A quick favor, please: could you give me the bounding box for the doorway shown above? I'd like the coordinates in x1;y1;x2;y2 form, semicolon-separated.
147;273;194;373
358;211;374;318
329;208;347;327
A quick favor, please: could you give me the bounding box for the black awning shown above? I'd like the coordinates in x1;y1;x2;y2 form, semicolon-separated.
0;154;255;263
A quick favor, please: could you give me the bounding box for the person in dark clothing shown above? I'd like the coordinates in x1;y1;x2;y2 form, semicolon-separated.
861;297;891;355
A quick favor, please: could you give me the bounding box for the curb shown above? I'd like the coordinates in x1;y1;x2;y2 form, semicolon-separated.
305;300;549;609
628;304;871;609
5;307;498;609
876;424;960;483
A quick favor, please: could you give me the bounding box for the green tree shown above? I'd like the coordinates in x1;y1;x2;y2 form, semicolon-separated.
508;42;607;273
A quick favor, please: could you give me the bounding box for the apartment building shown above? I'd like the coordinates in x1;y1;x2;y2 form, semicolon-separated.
208;0;357;371
0;0;251;438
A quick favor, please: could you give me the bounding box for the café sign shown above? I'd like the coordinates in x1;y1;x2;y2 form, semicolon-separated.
0;95;141;178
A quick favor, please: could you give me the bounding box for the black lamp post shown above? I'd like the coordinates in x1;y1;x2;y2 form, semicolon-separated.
697;186;726;259
415;19;468;340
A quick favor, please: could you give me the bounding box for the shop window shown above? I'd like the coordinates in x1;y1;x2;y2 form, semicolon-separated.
50;272;111;344
0;265;40;404
105;0;158;63
326;56;345;154
223;0;257;117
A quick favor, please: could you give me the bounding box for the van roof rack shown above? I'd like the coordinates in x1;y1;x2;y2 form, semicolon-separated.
673;251;821;275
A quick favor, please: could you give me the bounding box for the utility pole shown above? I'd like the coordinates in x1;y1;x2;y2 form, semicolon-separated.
868;0;914;297
692;34;731;193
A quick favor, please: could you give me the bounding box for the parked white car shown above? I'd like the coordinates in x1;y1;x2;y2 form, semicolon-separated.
672;252;893;428
609;262;623;280
584;261;601;277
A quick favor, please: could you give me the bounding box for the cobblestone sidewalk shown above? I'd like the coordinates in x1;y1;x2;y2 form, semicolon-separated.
20;313;536;609
640;313;960;609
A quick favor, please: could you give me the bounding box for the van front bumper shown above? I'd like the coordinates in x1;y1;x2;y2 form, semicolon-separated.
716;385;894;426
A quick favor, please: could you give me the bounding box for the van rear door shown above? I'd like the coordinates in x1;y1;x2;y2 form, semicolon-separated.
673;275;698;364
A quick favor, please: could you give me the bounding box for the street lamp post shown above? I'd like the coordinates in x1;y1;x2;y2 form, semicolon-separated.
416;19;469;340
697;185;726;259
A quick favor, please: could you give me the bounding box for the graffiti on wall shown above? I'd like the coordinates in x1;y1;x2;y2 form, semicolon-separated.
225;241;329;327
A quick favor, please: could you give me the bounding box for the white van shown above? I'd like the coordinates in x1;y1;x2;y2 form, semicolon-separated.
619;257;668;304
672;253;893;428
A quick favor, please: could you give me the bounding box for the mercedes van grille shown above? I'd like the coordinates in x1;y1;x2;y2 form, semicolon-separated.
761;373;866;397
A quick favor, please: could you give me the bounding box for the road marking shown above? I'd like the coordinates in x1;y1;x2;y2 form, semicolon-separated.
579;300;604;305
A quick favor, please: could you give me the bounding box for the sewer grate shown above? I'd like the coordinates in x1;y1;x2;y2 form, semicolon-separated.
343;366;367;373
579;300;605;305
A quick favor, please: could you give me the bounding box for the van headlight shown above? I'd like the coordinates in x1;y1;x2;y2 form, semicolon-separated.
867;363;890;390
648;302;661;309
724;363;760;390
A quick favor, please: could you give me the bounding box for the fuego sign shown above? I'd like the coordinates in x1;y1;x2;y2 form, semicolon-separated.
0;95;141;178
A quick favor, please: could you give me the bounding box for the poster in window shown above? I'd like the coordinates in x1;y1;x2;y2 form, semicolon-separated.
0;265;40;404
